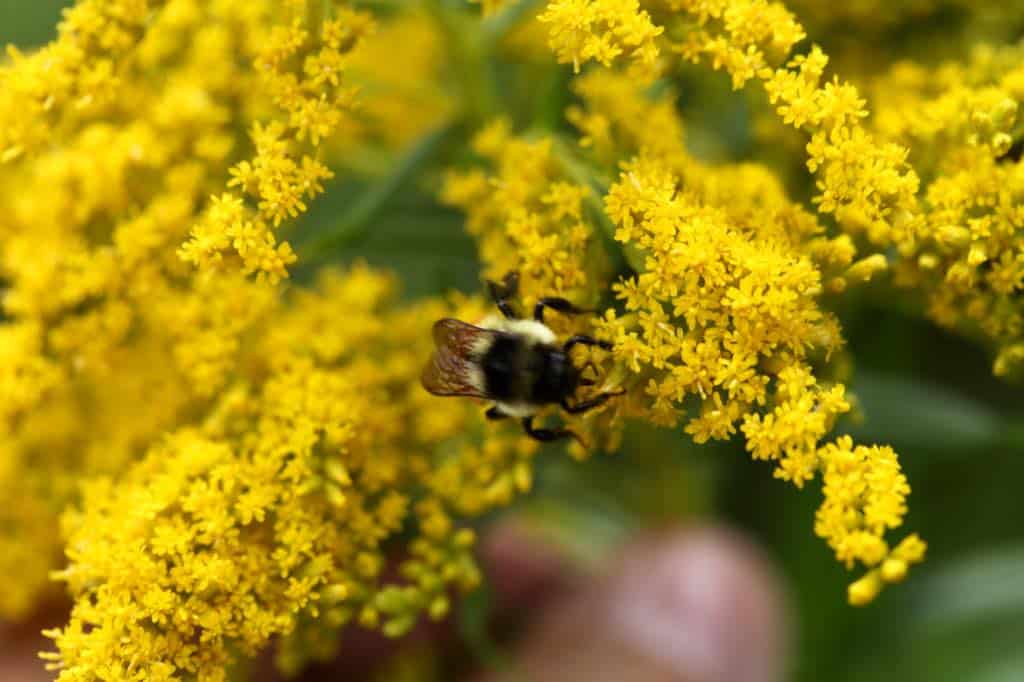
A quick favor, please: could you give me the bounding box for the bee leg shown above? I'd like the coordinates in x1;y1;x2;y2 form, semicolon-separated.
501;271;520;294
575;361;601;382
533;297;591;324
561;390;626;415
485;406;508;420
521;416;577;443
487;271;520;319
563;335;613;354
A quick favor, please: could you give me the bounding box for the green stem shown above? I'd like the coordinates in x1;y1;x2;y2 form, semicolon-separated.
457;584;515;674
531;65;571;131
480;0;542;46
299;122;460;260
306;0;329;36
548;137;646;273
1004;421;1024;450
425;0;501;123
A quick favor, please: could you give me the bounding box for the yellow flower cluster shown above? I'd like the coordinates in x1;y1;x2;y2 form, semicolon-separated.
0;0;292;618
539;0;921;253
180;3;373;281
660;2;921;254
0;332;195;619
463;3;930;601
870;46;1024;377
595;153;923;598
0;0;160;161
672;0;806;89
675;0;1024;375
600;151;828;430
762;49;920;250
44;266;534;680
660;0;1024;375
443;119;604;305
11;0;1024;676
566;69;688;165
538;0;663;75
552;0;987;275
0;4;545;674
816;438;927;605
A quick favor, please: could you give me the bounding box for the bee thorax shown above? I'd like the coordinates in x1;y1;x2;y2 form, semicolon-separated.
479;315;557;346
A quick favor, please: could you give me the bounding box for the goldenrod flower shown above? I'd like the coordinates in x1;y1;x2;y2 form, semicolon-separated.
443;119;606;307
869;45;1024;377
180;5;373;281
43;266;531;679
567;69;688;164
659;1;1024;376
0;0;160;161
456;0;934;601
0;0;273;617
8;0;1022;676
673;0;806;88
538;0;663;75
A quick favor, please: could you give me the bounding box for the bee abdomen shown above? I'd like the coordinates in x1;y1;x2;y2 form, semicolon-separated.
530;349;575;404
482;335;526;400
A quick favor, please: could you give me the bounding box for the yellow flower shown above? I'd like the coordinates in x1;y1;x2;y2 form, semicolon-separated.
814;436;923;573
0;0;287;617
870;45;1024;377
442;120;605;307
44;266;532;679
0;332;194;619
538;0;663;75
663;2;1023;377
0;0;159;161
567;69;688;164
5;0;1008;670
673;0;806;88
180;5;373;281
598;153;922;603
447;49;924;601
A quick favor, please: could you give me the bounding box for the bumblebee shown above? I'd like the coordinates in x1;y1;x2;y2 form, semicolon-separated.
421;272;623;442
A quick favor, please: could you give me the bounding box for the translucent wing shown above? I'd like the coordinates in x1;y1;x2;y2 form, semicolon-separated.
421;318;493;397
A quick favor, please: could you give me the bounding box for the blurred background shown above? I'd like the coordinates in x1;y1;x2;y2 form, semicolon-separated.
2;1;1023;680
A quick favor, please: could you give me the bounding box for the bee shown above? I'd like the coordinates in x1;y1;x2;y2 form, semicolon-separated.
421;272;623;443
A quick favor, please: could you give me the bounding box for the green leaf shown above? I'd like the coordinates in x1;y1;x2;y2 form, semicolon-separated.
836;546;1024;682
912;546;1024;633
299;123;461;260
0;0;68;47
457;583;513;674
843;370;1005;453
295;191;480;298
972;654;1024;682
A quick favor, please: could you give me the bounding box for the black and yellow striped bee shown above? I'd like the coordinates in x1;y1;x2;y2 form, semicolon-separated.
421;273;622;442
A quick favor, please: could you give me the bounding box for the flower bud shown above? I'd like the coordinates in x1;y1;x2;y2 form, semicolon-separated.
848;571;882;606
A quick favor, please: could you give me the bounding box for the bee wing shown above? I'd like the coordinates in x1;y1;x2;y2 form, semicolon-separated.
421;318;492;397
